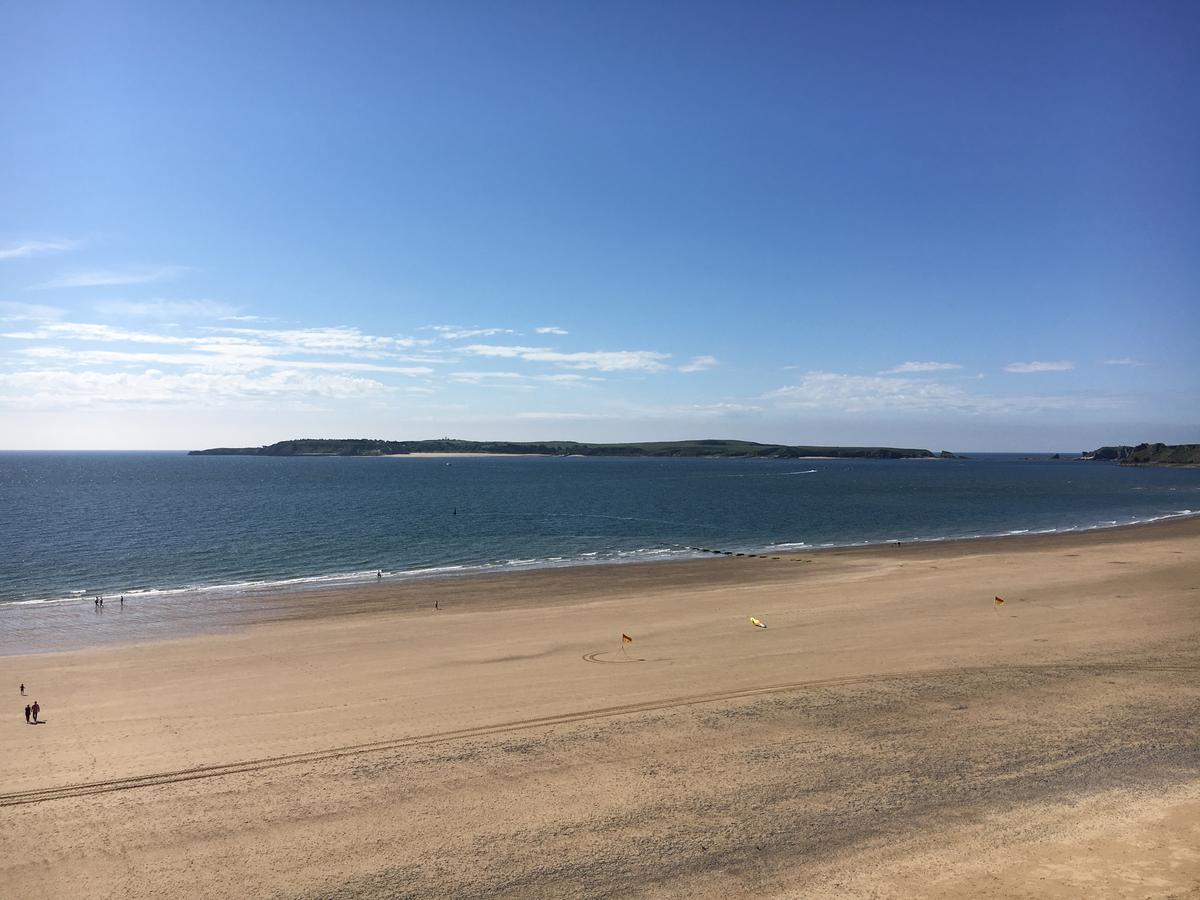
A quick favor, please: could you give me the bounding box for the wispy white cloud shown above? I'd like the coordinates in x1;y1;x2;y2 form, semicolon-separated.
0;301;65;322
93;298;238;319
3;321;443;371
18;347;208;365
1003;360;1075;374
460;344;546;358
679;355;718;373
515;401;762;423
18;346;433;376
449;370;590;388
634;401;763;419
6;316;675;378
514;411;616;420
0;239;80;260
769;372;968;412
1104;357;1149;367
879;361;962;374
3;322;195;344
767;371;1117;415
534;326;568;335
0;313;685;416
33;266;189;289
0;368;389;410
214;325;432;356
427;325;515;340
462;344;670;372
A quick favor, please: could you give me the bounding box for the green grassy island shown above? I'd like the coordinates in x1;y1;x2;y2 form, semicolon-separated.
189;438;952;460
1082;442;1200;466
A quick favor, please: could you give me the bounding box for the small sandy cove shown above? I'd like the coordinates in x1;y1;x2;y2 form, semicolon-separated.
2;520;1198;899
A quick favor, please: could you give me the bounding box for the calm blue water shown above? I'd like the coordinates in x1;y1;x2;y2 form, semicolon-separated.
1;452;1198;608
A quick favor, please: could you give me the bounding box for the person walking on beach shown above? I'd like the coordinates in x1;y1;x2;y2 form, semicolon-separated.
31;701;39;723
120;595;124;606
19;683;24;695
24;704;30;724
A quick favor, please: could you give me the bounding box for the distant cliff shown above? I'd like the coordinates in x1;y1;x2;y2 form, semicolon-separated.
189;438;944;460
1083;442;1200;466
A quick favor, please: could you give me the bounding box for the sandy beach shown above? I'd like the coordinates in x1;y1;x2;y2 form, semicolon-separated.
1;520;1197;898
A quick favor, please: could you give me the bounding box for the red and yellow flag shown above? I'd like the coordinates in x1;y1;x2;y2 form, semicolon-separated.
994;596;1005;605
622;633;633;643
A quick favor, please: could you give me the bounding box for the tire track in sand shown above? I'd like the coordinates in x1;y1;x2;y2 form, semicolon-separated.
2;661;1195;808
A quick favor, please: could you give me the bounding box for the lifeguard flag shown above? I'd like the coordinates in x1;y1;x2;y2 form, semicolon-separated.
994;596;1005;605
622;633;633;643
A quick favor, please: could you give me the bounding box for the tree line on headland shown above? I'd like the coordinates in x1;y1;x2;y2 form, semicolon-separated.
188;438;958;460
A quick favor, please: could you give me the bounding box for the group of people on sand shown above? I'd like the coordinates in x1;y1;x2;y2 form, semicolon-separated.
93;594;124;608
19;684;41;724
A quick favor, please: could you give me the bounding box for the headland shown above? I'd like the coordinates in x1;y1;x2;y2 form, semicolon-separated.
188;437;952;459
1082;442;1200;466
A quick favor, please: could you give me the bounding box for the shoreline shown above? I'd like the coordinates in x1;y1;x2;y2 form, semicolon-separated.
4;507;1197;611
3;514;1198;659
2;509;1196;897
4;508;1195;614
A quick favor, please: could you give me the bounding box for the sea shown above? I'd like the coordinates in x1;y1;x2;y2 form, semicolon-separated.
2;451;1198;613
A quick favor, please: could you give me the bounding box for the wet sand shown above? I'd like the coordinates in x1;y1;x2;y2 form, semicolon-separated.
1;519;1197;898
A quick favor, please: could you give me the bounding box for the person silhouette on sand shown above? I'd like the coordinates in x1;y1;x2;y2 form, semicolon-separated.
31;701;40;723
19;683;24;695
24;704;30;724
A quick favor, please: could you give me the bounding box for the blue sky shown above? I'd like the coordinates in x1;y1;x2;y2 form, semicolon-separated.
2;1;1197;451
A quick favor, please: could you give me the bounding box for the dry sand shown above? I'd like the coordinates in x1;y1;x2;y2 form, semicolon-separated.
1;520;1198;898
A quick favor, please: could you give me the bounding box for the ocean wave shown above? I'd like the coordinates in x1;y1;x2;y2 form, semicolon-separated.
5;546;705;608
741;509;1200;557
5;509;1198;610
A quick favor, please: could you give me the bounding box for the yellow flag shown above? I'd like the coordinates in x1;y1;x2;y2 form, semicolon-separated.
994;596;1005;605
750;616;767;628
622;633;633;643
